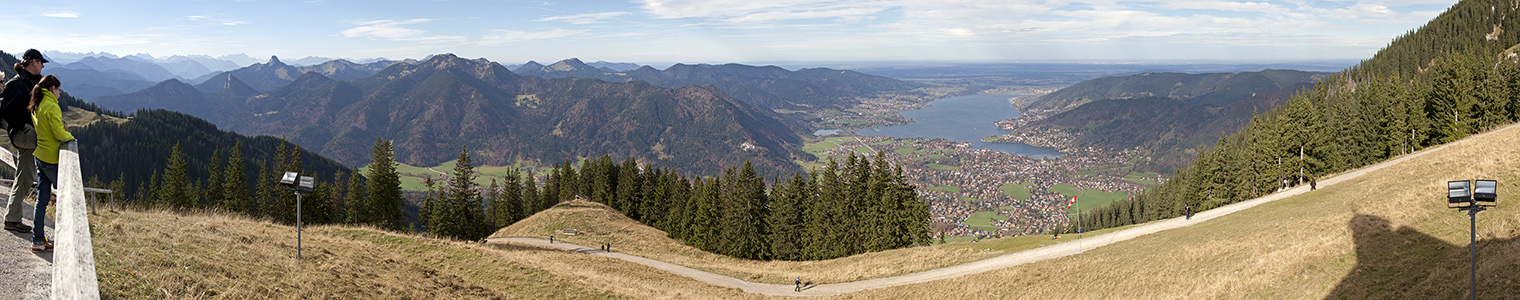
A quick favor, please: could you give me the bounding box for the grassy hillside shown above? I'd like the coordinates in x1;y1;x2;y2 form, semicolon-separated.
93;123;1520;298
840;124;1520;299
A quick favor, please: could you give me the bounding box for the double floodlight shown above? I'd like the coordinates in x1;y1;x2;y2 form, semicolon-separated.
1448;179;1497;209
280;171;315;193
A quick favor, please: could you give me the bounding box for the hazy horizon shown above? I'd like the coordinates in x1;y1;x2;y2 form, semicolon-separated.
2;0;1455;64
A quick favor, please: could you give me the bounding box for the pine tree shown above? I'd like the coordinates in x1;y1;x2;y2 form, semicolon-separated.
158;143;191;210
205;147;224;208
222;142;247;213
364;139;406;231
344;168;366;225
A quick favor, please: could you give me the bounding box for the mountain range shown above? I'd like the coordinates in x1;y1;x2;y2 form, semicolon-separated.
511;57;917;109
96;54;813;177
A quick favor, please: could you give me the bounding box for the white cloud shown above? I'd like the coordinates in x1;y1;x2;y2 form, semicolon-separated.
640;0;896;24
477;29;588;45
537;12;631;25
187;15;211;21
222;21;248;26
43;11;79;18
342;19;465;43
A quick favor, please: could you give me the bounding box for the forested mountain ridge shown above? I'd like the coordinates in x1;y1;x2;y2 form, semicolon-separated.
1024;69;1329;112
95;54;810;178
1031;82;1312;172
514;58;918;109
1081;0;1520;230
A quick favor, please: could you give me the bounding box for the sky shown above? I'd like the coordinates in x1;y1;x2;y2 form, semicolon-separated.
1;0;1458;65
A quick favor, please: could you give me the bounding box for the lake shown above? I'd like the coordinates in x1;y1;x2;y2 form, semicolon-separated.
823;94;1062;159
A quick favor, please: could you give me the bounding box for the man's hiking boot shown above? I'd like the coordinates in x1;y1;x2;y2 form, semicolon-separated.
4;221;30;233
31;239;51;252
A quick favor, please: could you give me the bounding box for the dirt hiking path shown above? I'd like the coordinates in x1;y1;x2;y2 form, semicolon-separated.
488;122;1520;297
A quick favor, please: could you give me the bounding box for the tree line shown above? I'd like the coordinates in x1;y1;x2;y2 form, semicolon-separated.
417;150;932;261
95;136;409;232
1079;0;1520;230
100;111;933;260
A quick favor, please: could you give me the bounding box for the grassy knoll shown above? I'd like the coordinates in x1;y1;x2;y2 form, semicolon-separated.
493;199;1131;286
925;185;960;194
999;182;1035;199
1048;183;1130;213
963;211;1009;232
848;123;1520;299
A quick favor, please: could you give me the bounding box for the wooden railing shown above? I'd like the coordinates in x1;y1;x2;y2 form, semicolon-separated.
53;141;100;299
0;142;102;299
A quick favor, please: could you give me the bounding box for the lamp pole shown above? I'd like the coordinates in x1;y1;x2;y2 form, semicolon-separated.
1447;179;1496;300
296;190;303;261
1462;204;1483;300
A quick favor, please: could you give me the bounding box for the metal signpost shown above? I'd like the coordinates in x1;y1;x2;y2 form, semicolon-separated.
280;172;315;260
1446;179;1497;300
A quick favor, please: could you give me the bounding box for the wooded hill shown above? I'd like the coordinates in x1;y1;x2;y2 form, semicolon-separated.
1034;81;1315;172
514;58;918;109
1079;0;1520;231
73;109;358;219
96;54;812;178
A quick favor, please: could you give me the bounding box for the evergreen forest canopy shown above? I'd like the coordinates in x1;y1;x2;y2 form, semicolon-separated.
1078;0;1520;231
420;150;932;261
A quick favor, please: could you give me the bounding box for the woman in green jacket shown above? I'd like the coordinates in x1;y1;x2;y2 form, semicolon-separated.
28;75;71;251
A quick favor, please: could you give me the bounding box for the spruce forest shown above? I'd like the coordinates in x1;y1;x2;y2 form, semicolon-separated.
421;150;931;261
1078;0;1520;231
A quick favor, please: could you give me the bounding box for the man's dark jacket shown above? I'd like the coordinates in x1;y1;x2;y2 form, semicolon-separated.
0;71;40;135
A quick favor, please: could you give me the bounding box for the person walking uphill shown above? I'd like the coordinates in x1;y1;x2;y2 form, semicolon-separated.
1;49;46;235
29;75;71;252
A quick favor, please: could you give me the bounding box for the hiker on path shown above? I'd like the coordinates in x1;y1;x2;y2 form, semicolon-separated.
29;75;70;252
1311;178;1317;191
1185;204;1192;220
2;49;47;236
795;277;802;292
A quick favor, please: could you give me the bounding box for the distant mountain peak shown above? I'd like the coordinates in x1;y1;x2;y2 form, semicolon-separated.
268;55;284;66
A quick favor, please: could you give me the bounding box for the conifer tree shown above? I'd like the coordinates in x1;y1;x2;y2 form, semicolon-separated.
222;142;247;213
364;139;407;232
205;147;224;208
344;168;366;225
158;143;190;209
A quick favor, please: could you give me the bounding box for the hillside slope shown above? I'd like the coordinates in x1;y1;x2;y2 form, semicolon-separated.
94;122;1520;299
845;123;1520;299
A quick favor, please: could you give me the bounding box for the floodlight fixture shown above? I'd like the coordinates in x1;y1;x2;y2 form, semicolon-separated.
297;176;315;192
1449;180;1472;208
280;172;299;187
1474;179;1497;204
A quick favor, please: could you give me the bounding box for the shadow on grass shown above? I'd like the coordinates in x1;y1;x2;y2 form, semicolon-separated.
1325;214;1520;299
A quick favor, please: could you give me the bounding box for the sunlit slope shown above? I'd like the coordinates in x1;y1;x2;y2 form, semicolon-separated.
836;124;1520;299
490;199;1121;285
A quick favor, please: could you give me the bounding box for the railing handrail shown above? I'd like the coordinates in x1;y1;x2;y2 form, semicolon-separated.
52;140;100;299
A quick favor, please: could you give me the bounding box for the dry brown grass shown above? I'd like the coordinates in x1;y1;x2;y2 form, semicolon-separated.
825;125;1520;299
91;208;623;299
92;124;1520;299
491;199;1127;285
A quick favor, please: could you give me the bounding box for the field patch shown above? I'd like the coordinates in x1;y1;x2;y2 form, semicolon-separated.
999;182;1035;199
1049;183;1130;213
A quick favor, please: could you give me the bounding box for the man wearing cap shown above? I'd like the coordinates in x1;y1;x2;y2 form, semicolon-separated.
1;49;47;234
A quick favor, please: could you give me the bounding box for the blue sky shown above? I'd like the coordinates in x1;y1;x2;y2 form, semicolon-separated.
2;0;1455;64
